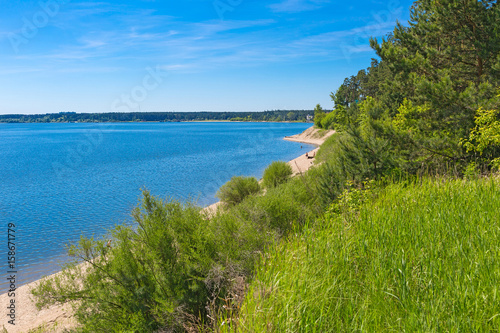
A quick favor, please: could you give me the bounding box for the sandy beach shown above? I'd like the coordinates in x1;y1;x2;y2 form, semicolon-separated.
1;271;77;333
0;126;334;333
284;126;335;175
283;126;335;146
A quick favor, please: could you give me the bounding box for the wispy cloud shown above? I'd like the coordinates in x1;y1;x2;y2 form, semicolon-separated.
0;67;45;75
34;16;280;71
1;2;399;76
294;20;395;46
269;0;330;13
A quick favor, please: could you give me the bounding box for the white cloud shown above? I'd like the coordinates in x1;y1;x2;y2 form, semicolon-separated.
269;0;330;13
294;20;397;46
1;3;392;77
0;67;44;75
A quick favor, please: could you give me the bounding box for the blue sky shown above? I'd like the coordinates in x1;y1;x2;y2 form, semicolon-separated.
0;0;415;114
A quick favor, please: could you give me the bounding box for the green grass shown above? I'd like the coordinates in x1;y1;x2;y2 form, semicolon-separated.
313;131;340;164
229;176;500;332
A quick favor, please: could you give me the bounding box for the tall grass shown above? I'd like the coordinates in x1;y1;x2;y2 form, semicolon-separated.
230;176;500;332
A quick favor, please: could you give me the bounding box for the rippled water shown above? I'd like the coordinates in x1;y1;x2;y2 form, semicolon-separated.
0;122;313;292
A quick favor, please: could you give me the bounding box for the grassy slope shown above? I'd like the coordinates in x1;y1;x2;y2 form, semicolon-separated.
230;176;500;332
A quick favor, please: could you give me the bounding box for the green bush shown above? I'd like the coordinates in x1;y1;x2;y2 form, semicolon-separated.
308;162;346;208
314;104;326;128
216;176;260;206
230;177;317;235
262;161;293;189
31;190;277;332
320;111;336;129
462;93;500;171
32;192;216;332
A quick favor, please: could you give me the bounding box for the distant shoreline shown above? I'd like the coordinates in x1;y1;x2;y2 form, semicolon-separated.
0;110;315;124
0;120;313;125
0;120;311;124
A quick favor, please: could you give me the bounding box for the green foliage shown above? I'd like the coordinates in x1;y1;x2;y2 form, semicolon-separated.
315;111;400;184
319;111;336;129
305;161;345;209
31;190;282;332
216;176;260;206
32;192;217;332
463;161;479;180
286;111;297;121
331;69;365;108
392;98;431;133
314;132;341;163
330;59;390;129
313;104;326;128
262;161;293;189
463;93;500;170
328;178;374;215
318;0;500;181
367;0;499;167
234;176;500;332
230;176;317;235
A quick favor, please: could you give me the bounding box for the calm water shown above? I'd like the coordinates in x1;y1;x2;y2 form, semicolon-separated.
0;122;313;292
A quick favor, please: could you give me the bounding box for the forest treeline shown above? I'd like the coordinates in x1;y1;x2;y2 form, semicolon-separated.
314;0;500;175
0;110;311;123
31;0;500;332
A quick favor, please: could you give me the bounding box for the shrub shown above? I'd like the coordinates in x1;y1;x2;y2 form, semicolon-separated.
32;191;217;332
262;161;293;189
462;93;500;171
31;190;274;332
314;104;326;128
231;177;317;235
216;176;260;206
309;162;346;208
320;111;336;129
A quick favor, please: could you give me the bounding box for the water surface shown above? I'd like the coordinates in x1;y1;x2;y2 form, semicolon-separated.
0;122;313;291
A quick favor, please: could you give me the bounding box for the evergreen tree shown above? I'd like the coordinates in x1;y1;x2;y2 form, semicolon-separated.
327;0;500;177
314;104;326;128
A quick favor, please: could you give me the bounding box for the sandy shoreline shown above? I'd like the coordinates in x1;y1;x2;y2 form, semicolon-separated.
0;126;334;333
1;271;76;332
203;127;334;214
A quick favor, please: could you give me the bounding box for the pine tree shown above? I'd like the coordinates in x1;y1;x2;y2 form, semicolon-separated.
327;0;500;178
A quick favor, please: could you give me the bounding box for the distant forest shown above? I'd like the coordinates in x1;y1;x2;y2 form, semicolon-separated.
0;110;313;123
